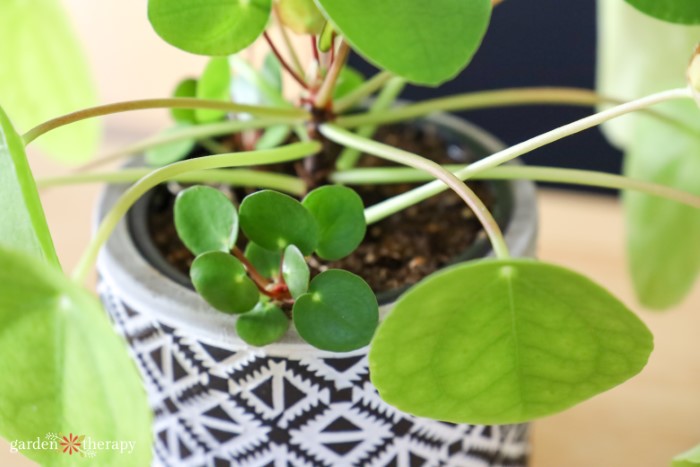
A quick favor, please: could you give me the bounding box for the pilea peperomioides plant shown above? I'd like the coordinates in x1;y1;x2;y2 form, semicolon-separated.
174;184;376;351
1;0;700;464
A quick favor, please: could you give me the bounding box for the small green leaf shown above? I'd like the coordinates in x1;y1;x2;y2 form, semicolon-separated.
302;185;366;260
278;0;326;34
0;247;152;465
624;101;700;309
369;259;653;425
282;245;309;299
673;443;700;467
245;242;282;279
0;0;99;163
333;66;365;101
314;0;491;85
294;270;378;352
255;125;292;150
0;106;59;267
174;186;238;255
171;78;198;123
148;0;272;56
196;57;231;123
145;125;196;167
236;302;290;346
191;251;259;314
625;0;700;24
239;190;319;254
262;53;283;92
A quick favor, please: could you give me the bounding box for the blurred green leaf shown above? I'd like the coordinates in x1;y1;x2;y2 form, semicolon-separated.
278;0;326;34
673;443;700;467
255;124;292;150
196;57;231;123
282;245;309;299
191;251;259;314
303;185;366;260
174;186;238;255
314;0;491;85
262;53;283;93
0;0;99;163
145;124;196;167
0;247;152;466
625;0;700;24
0;106;59;266
236;302;289;346
369;259;653;424
239;190;319;254
148;0;272;56
624;101;700;309
294;270;378;352
171;78;198;123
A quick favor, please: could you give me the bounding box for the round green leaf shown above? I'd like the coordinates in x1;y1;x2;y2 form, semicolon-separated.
245;242;282;279
369;259;654;425
313;0;491;85
293;270;378;352
236;302;290;346
191;251;259;314
625;0;700;24
282;245;310;299
196;57;231;123
302;185;366;260
278;0;326;34
171;78;198;123
145;125;196;167
174;186;238;255
148;0;272;56
239;190;319;254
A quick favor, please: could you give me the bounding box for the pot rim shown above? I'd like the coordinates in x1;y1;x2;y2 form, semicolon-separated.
96;112;538;357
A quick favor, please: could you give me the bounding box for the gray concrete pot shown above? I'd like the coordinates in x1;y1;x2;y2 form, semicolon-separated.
96;113;538;467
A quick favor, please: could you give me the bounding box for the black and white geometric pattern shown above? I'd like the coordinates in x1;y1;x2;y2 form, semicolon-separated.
100;283;529;467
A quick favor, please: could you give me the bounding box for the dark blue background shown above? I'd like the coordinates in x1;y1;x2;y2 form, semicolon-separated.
348;0;623;189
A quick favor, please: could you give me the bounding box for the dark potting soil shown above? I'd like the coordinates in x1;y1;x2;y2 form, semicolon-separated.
146;125;495;295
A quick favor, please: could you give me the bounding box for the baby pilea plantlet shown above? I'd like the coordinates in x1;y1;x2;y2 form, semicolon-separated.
173;184;376;350
1;0;700;465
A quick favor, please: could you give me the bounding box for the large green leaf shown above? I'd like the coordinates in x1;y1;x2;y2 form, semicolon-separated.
625;0;700;24
596;1;700;149
674;443;700;467
0;247;152;465
278;0;326;34
624;101;700;309
0;107;59;266
369;259;653;424
236;302;290;347
148;0;272;56
0;0;99;163
313;0;491;85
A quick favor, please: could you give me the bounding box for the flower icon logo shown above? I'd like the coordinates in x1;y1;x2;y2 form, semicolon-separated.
58;433;84;455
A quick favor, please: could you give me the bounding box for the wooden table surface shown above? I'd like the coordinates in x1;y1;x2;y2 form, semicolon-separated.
0;182;698;466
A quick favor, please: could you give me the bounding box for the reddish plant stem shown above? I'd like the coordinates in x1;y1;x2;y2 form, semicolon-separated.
233;247;272;290
311;35;321;64
264;32;308;90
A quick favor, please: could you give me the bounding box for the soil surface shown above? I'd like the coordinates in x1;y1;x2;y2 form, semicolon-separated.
146;124;495;296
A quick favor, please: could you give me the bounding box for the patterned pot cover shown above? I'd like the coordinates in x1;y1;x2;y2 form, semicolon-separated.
96;114;539;466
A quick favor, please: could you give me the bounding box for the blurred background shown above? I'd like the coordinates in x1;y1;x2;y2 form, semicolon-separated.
0;1;698;467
